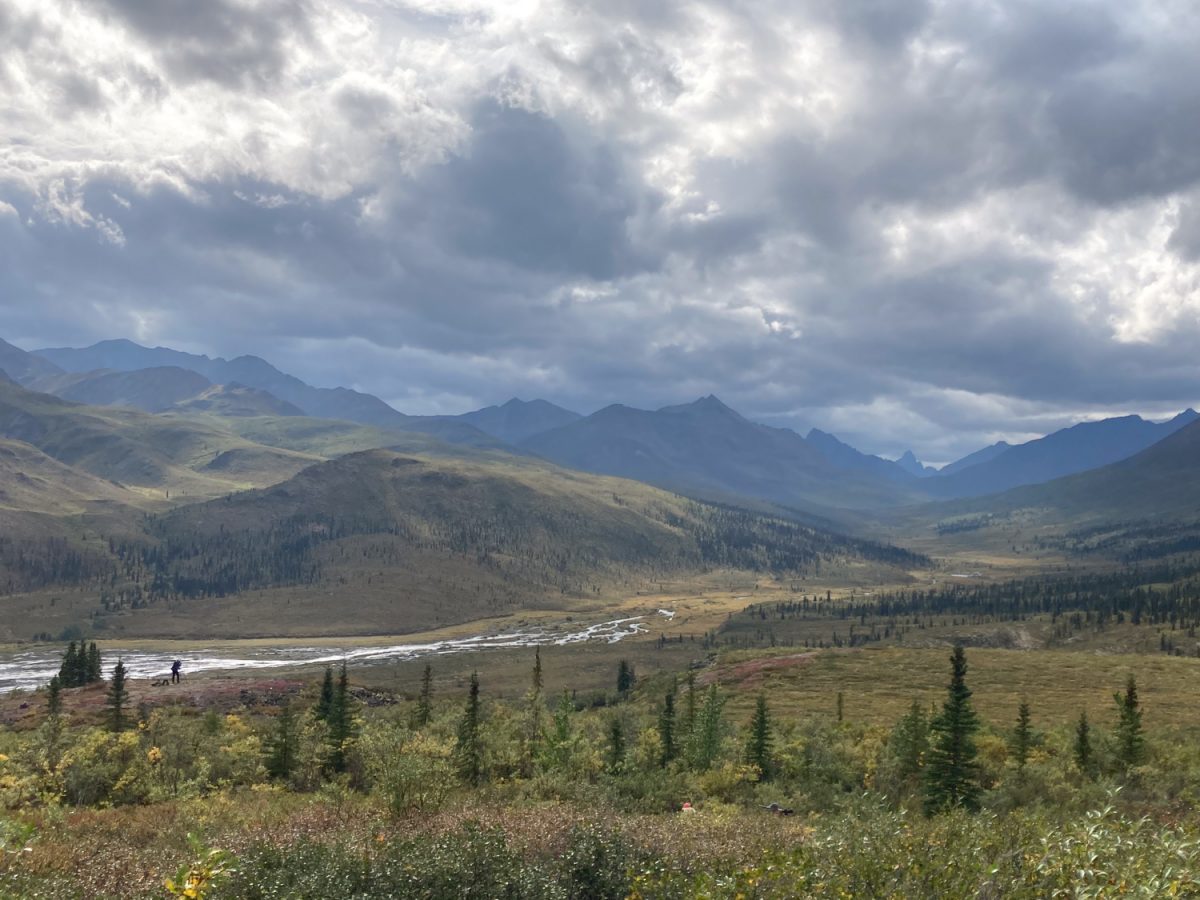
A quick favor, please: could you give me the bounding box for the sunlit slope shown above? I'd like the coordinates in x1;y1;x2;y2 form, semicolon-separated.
0;380;319;500
0;437;138;514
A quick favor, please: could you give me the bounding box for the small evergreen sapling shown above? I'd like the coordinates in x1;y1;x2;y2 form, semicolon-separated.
1074;711;1093;776
107;658;129;732
1012;700;1033;773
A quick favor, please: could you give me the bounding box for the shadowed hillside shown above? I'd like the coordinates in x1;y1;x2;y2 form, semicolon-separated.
925;410;1198;498
452;398;582;443
522;396;922;512
26;367;212;413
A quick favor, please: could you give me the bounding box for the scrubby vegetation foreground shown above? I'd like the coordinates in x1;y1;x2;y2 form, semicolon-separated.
3;647;1200;898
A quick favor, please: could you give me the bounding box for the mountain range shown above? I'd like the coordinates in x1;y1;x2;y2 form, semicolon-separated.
3;332;1200;641
4;335;1198;521
926;416;1200;527
33;339;500;447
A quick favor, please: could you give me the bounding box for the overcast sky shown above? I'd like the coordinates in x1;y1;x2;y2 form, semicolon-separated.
2;0;1198;463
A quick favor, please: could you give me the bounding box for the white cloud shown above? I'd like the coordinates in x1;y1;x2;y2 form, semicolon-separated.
1;0;1199;460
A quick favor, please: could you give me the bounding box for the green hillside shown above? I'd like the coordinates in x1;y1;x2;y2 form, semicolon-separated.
0;379;319;501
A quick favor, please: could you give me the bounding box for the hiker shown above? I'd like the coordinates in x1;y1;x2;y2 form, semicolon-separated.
171;659;182;684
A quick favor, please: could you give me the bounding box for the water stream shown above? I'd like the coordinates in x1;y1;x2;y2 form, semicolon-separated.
0;613;664;694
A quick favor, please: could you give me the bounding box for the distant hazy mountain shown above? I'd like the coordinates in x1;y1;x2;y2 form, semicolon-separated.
805;428;922;482
0;337;62;384
28;367;213;413
894;450;935;478
174;383;305;418
948;418;1200;524
521;395;918;511
937;441;1012;476
925;411;1199;499
454;398;581;444
35;339;499;447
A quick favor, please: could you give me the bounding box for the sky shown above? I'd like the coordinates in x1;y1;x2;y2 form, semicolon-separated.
1;0;1198;464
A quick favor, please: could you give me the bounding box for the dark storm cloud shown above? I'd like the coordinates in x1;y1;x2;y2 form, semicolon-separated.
1;0;1199;461
93;0;312;87
409;102;659;281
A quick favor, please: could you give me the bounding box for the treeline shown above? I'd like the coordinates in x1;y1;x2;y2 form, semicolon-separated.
723;561;1200;652
1052;520;1200;563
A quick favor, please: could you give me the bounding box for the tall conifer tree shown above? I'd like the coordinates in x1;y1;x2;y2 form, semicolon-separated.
414;662;434;728
1114;674;1145;773
658;690;677;767
744;692;773;779
266;703;299;781
455;671;483;786
923;645;981;814
324;662;356;773
315;666;335;723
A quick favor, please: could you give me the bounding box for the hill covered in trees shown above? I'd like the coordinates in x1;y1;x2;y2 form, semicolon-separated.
82;449;924;634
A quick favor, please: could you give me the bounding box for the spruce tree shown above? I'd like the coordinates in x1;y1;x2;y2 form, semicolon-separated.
1074;711;1093;776
59;642;79;688
86;642;102;684
744;692;773;779
414;663;433;728
606;715;625;774
657;690;676;766
455;671;483;786
106;658;129;732
542;690;576;772
315;666;335;723
46;675;63;717
523;649;545;775
889;699;929;783
923;645;981;814
682;671;698;737
1114;674;1145;773
324;662;356;773
616;660;636;697
266;703;299;781
1012;700;1033;773
688;684;725;772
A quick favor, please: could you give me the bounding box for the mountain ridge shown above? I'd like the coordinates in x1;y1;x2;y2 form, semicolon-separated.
924;409;1199;499
521;395;922;512
35;340;501;448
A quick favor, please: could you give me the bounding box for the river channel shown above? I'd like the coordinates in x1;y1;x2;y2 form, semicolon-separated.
0;612;673;693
